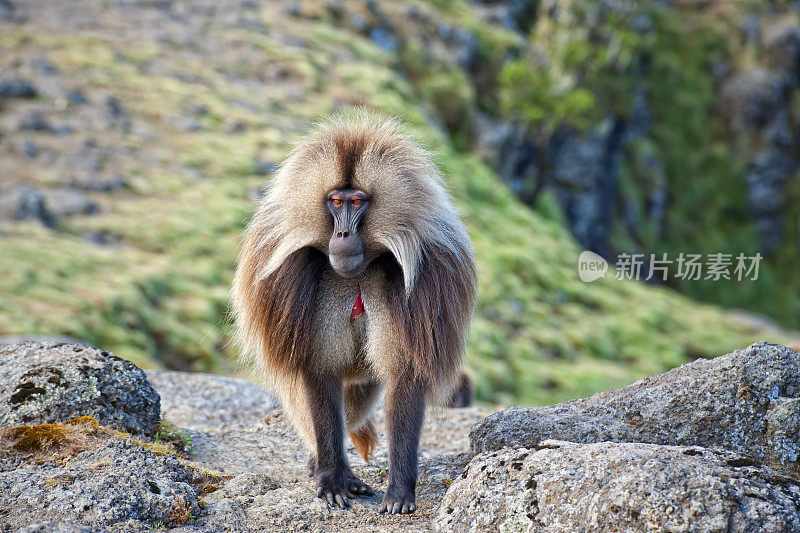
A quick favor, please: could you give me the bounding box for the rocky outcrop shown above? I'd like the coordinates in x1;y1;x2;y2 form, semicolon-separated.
0;184;100;227
0;342;160;436
4;342;800;531
721;56;800;255
440;343;800;532
0;184;57;227
0;77;38;98
434;441;800;533
471;342;800;477
1;440;203;530
472;1;799;277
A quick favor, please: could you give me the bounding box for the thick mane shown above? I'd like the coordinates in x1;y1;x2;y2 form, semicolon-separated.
231;110;479;513
232;231;326;374
380;236;477;388
232;110;477;381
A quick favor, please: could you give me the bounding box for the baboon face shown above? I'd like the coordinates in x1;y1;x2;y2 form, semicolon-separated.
326;188;370;277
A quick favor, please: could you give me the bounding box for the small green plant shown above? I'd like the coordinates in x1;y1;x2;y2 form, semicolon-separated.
154;418;194;455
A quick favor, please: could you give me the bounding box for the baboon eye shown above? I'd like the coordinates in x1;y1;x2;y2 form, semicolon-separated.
352;199;362;208
331;196;343;207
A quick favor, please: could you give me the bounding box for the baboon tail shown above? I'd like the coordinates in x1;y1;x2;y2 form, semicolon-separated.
349;419;377;463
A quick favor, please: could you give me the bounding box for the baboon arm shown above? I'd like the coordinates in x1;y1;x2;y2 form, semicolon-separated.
303;372;347;473
380;371;425;514
302;372;373;508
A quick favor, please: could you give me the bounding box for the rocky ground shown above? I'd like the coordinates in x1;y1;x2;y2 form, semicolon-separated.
437;441;800;532
146;370;486;532
0;342;486;532
1;341;800;532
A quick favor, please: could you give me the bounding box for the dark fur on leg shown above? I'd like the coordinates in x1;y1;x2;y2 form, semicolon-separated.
447;371;473;408
303;372;372;508
379;371;425;514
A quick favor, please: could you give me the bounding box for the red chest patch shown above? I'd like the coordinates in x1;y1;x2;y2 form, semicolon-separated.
351;287;364;318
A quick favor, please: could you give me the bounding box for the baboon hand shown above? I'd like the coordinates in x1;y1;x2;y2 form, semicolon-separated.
315;468;374;509
316;469;352;509
379;484;416;514
346;475;373;496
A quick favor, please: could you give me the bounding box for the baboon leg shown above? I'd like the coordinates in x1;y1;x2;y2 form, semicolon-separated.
302;371;372;508
447;371;473;408
379;370;425;515
344;379;382;428
344;379;382;463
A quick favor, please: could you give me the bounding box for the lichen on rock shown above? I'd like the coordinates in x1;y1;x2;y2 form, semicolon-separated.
2;341;800;531
434;440;800;533
0;439;202;530
0;342;161;437
471;341;800;477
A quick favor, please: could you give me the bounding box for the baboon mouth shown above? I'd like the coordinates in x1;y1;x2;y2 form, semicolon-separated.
329;253;366;278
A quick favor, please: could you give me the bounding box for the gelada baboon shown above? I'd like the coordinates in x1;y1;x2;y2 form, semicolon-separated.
231;112;477;514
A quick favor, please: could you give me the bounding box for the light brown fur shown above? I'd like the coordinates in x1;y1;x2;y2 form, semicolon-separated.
231;111;477;462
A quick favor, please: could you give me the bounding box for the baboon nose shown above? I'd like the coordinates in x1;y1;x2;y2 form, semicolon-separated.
329;229;363;259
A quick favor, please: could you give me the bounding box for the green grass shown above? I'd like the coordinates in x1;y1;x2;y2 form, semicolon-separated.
0;1;797;407
497;0;800;330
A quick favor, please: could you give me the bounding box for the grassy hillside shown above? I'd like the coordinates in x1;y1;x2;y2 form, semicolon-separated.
1;0;797;406
498;0;800;328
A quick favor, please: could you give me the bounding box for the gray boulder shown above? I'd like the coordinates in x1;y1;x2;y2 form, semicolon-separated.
0;342;160;436
746;147;795;254
0;185;56;227
40;188;100;218
0;185;98;226
0;439;201;530
434;441;800;533
471;342;800;477
0;77;37;98
720;68;786;132
17;111;60;134
762;19;800;84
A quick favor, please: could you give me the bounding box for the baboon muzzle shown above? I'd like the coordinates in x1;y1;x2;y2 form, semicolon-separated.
327;189;368;277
